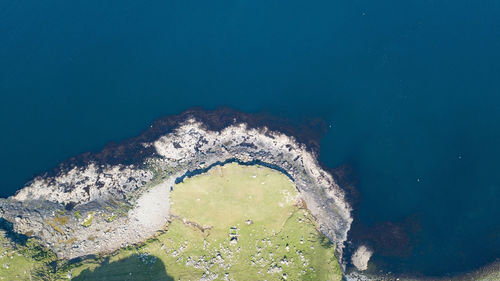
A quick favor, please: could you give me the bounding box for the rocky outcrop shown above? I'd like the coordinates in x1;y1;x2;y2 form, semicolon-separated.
0;109;352;260
351;245;373;271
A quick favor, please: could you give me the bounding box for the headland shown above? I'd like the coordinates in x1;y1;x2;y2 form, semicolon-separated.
0;108;352;265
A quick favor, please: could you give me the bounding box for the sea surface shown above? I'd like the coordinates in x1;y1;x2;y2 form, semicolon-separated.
1;0;499;277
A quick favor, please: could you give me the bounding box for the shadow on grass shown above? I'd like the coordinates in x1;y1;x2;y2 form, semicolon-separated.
0;218;29;246
73;254;174;281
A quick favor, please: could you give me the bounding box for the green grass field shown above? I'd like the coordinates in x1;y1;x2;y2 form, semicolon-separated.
0;163;342;281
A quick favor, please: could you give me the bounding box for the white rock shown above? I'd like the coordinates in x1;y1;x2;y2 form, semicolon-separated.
351;245;373;271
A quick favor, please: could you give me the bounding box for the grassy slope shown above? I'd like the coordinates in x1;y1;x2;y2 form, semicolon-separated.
0;233;58;281
0;164;342;280
164;163;341;280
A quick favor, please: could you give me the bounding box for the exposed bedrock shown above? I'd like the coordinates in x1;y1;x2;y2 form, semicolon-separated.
0;109;352;261
351;245;373;271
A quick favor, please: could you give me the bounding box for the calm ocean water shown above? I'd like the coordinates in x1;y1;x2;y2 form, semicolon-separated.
1;0;499;276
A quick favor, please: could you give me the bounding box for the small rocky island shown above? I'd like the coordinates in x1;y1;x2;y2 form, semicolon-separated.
0;109;353;279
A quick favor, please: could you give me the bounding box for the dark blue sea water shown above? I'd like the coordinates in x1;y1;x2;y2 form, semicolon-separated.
1;0;499;277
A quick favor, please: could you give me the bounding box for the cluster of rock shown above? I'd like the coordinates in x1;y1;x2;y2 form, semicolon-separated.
0;110;352;262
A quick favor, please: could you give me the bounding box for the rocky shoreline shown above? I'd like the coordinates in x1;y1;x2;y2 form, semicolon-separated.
0;109;352;264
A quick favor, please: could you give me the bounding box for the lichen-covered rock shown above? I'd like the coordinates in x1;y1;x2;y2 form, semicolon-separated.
0;110;352;261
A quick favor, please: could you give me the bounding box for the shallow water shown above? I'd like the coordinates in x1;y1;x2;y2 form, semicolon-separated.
1;0;499;276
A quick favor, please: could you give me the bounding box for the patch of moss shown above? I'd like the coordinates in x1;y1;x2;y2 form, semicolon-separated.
53;215;69;225
59;237;78;245
74;210;81;219
81;212;94;227
106;214;118;223
46;219;64;234
108;198;119;206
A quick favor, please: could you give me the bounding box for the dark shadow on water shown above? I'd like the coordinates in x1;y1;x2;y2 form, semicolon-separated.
73;254;174;281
